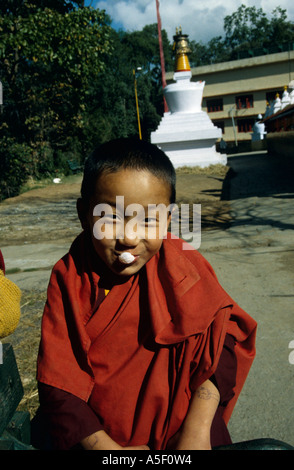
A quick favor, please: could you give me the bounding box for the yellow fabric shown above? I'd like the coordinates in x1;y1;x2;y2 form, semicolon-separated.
0;269;21;338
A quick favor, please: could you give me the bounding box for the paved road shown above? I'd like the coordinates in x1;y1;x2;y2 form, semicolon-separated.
198;151;294;446
2;151;294;447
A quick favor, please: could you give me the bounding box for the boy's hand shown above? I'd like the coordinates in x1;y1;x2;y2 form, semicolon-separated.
122;445;150;450
167;428;211;450
81;430;149;450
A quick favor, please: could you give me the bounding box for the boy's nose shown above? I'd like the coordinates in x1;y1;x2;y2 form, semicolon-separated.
117;222;141;247
117;232;139;247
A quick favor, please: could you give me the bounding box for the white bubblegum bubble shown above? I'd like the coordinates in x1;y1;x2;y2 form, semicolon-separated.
118;252;135;264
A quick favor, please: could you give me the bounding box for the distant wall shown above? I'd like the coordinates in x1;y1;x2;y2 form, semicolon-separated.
266;131;294;158
216;139;267;154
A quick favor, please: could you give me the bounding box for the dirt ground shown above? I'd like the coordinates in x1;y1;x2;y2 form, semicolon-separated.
0;168;231;248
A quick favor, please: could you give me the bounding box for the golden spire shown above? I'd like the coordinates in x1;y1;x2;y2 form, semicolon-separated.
173;27;191;72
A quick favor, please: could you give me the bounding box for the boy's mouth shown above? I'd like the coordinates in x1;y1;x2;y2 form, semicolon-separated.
117;252;139;265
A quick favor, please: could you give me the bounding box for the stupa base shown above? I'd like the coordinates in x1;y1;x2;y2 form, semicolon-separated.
151;111;227;168
153;140;227;168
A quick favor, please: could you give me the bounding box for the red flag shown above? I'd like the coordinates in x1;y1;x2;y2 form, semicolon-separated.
156;0;168;112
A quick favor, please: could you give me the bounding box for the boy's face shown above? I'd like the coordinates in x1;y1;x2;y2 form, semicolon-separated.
79;169;172;276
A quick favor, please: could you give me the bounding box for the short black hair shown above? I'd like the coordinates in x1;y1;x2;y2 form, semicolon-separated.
81;138;176;205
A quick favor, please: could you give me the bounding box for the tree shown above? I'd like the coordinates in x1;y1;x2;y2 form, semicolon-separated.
223;5;269;51
268;7;294;46
188;5;294;66
189;36;230;67
0;1;84;15
223;4;294;58
85;24;173;145
0;2;112;157
0;1;113;199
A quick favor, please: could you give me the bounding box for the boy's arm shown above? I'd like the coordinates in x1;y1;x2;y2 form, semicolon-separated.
167;379;220;450
38;382;149;450
82;380;219;450
37;382;104;449
168;333;236;450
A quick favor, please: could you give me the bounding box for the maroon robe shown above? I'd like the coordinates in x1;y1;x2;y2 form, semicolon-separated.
37;232;257;449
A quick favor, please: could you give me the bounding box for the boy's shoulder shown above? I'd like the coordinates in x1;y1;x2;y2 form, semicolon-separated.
162;235;217;279
49;232;88;278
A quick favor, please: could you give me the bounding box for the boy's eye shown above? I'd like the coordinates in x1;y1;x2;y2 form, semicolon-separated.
144;217;157;226
101;213;121;223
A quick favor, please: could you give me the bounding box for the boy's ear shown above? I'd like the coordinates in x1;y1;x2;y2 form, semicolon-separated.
76;198;88;230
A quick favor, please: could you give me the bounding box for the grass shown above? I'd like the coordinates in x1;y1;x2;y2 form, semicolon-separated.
176;163;229;177
19;173;82;195
18;165;228;196
3;290;47;417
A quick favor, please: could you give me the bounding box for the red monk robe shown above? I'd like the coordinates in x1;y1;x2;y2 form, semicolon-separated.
37;231;257;450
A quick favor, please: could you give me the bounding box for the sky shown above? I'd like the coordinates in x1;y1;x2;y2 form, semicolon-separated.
84;0;294;44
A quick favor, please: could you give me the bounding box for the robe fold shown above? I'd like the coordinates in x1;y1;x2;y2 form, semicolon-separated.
37;231;257;449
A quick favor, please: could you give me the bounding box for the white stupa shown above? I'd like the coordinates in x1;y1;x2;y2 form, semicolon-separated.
271;93;282;115
281;86;291;109
251;114;266;141
289;81;294;104
151;28;226;168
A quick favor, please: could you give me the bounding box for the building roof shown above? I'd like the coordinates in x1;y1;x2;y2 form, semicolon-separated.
262;104;294;123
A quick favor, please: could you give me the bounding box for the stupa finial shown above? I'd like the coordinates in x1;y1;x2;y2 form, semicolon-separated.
173;27;191;73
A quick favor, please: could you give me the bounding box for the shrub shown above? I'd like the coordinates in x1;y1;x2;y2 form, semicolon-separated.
0;138;33;201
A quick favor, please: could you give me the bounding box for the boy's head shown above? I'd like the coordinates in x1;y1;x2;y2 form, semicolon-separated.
77;138;176;276
80;138;176;207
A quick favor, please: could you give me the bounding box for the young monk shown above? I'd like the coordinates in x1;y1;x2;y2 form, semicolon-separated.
36;138;257;450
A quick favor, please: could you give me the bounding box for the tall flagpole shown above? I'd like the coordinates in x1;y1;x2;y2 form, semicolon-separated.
155;0;168;113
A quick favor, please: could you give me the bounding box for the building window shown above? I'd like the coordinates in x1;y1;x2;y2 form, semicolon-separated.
214;120;225;134
236;94;254;109
237;118;255;133
207;98;223;113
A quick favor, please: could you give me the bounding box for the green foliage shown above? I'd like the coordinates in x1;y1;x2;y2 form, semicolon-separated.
84;24;172;146
0;1;113;198
223;4;294;58
0;137;33;201
270;6;294;44
223;4;270;51
189;5;294;65
0;2;113;146
0;1;84;16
